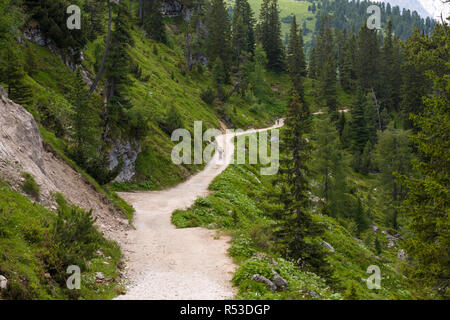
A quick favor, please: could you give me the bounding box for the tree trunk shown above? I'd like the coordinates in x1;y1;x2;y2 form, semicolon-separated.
371;87;382;130
89;0;112;95
139;0;144;25
186;30;193;71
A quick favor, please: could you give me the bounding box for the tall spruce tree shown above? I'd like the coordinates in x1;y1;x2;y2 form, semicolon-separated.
399;23;449;298
258;0;284;71
2;46;33;106
319;52;338;120
400;29;432;129
287;15;306;97
85;0;106;40
350;89;369;172
212;57;226;100
355;24;380;91
70;69;100;166
351;89;369;153
354;198;369;236
232;0;255;66
308;46;318;79
104;1;133;137
206;0;232;79
340;34;357;91
313;116;348;217
274;87;331;278
381;20;396;112
142;0;166;43
313;15;334;79
374;126;413;229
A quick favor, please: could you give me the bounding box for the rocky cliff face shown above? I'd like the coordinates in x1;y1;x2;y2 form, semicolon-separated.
162;0;184;17
109;139;142;183
162;0;195;20
0;88;129;241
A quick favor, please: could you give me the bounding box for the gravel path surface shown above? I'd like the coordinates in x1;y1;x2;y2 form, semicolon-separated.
116;121;283;300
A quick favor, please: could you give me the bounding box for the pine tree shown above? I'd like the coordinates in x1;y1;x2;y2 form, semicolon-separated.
70;69;100;166
142;0;166;43
355;24;380;91
232;10;246;67
212;57;226;100
232;0;255;66
104;1;133;136
350;89;369;154
399;23;449;296
375;233;382;255
340;34;357;91
0;0;20;42
364;92;380;145
274;88;331;279
319;53;338;120
337;111;346;138
308;47;318;79
400;29;432;129
85;0;106;40
24;44;38;77
206;0;232;78
360;141;372;174
2;47;32;106
354;198;368;236
249;44;267;100
162;105;184;135
258;0;284;71
334;28;346;78
350;89;369;172
313;15;334;78
313;116;347;217
381;20;396;112
375;126;413;229
287;15;306;97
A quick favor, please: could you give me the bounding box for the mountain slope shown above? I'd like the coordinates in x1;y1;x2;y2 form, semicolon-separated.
0;90;130;241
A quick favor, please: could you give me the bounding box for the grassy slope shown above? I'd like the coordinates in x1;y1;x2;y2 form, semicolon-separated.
0;180;123;300
227;0;316;48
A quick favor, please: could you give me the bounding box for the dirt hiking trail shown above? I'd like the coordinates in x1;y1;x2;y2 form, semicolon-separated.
116;120;283;300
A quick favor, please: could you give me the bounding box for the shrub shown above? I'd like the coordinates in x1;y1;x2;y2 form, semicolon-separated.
251;224;274;251
85;152;123;185
49;194;102;278
21;172;40;199
343;281;362;300
196;64;204;75
127;108;149;139
200;87;215;105
232;259;273;286
171;210;200;228
178;62;187;76
229;236;256;258
195;197;211;207
160;105;183;136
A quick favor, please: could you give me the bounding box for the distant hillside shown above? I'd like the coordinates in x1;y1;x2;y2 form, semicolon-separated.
380;0;432;19
382;0;450;19
314;0;436;42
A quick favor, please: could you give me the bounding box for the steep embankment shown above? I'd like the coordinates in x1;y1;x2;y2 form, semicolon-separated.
116;121;283;300
0;90;129;242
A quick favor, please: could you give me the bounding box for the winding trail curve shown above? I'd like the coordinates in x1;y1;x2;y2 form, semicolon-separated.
116;120;283;300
